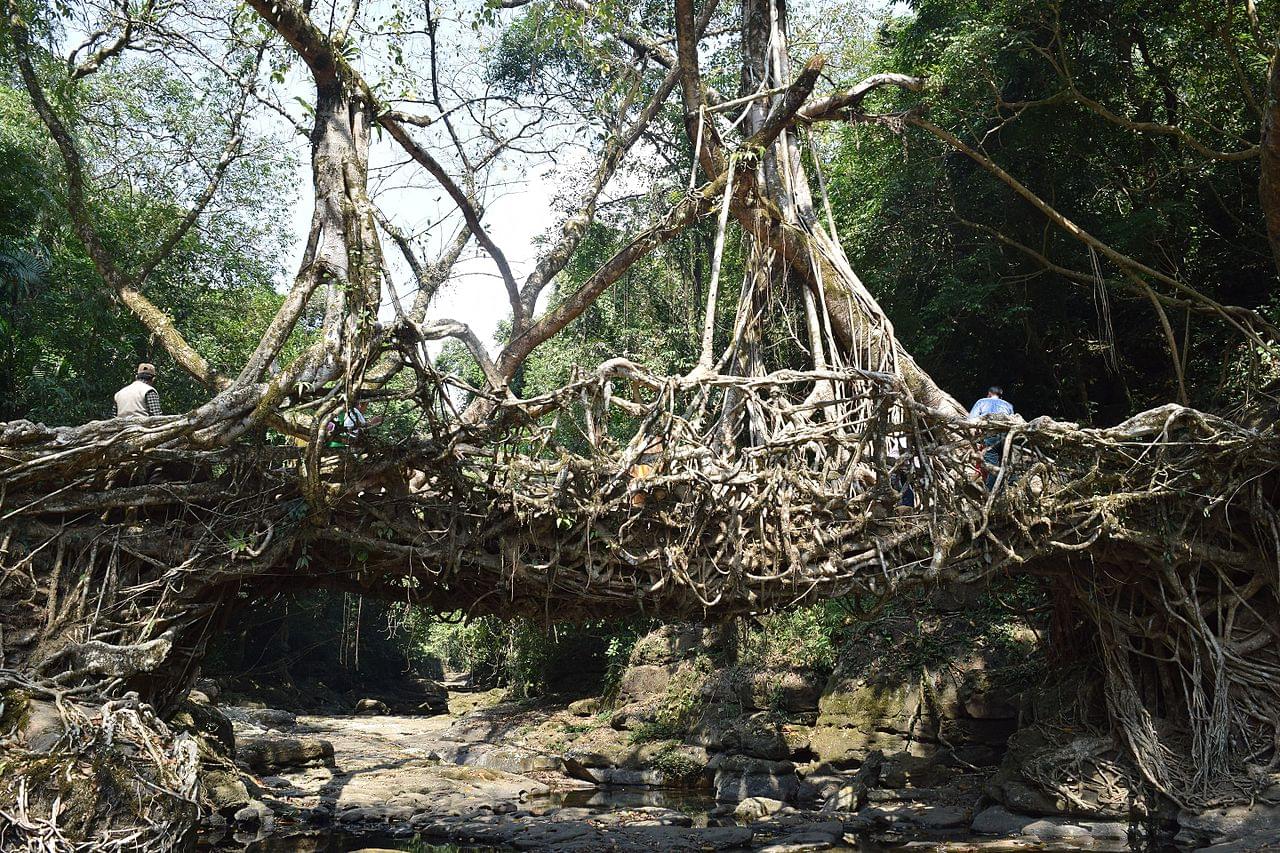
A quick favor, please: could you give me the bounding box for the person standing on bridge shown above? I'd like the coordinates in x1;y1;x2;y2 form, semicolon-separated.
114;362;162;418
969;386;1014;489
110;363;165;506
326;402;384;449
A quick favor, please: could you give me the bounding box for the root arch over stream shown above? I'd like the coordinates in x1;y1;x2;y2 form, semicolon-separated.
2;360;1278;848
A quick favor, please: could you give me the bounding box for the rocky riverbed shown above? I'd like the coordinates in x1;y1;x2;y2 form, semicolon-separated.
199;695;1145;852
190;618;1280;853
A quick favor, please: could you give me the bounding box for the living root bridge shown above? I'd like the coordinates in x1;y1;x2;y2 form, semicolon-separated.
1;366;1279;813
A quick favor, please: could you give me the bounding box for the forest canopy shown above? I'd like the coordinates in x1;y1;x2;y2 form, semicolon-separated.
3;0;1274;426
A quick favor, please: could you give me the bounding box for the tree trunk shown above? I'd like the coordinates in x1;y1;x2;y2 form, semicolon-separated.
735;0;962;415
1260;38;1280;277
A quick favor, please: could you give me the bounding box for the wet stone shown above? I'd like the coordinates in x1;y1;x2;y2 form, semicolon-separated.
971;804;1033;836
735;796;786;821
914;806;968;828
511;821;596;848
757;831;840;852
1022;818;1093;841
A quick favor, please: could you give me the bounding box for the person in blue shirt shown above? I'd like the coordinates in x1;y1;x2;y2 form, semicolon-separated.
969;386;1014;420
969;386;1014;488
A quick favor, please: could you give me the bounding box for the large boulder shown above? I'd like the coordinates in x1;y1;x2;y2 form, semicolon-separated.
709;754;799;803
617;665;673;704
629;624;719;666
193;678;221;703
435;742;562;775
688;709;792;760
971;804;1035;835
1176;792;1280;849
169;698;235;759
222;706;296;732
734;796;785;821
200;768;250;814
609;700;661;731
819;751;883;813
818;676;927;737
238;736;335;773
411;679;450;715
811;675;928;766
811;659;1019;770
562;726;635;768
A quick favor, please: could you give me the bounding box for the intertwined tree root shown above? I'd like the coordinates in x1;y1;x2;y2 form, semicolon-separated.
1;366;1277;844
0;680;198;852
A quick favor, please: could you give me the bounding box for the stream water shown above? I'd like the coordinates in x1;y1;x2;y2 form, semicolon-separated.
199;783;1137;853
201;826;1133;853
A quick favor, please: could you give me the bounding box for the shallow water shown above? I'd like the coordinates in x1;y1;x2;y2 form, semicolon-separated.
201;835;491;852
200;826;1131;853
197;708;1141;853
199;796;1133;853
531;783;722;820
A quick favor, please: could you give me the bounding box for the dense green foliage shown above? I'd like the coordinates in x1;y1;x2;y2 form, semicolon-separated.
478;0;1280;424
0;66;290;424
206;591;652;702
830;0;1278;421
407;611;652;698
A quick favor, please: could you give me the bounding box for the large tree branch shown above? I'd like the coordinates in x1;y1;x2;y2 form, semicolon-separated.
414;319;504;390
67;0;157;80
557;0;728;106
675;0;725;179
495;168;737;378
413;229;472;323
796;73;925;124
243;0;341;86
954;215;1216;317
380;118;523;328
956;215;1195;402
1063;85;1259;162
745;55;825;147
233;257;337;387
513;0;721;317
374;207;472;323
1036;16;1259;162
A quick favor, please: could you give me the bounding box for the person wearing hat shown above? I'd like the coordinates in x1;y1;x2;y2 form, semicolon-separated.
114;362;162;418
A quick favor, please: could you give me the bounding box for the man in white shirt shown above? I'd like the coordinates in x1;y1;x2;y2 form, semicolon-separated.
113;363;162;417
968;386;1014;420
326;402;384;448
